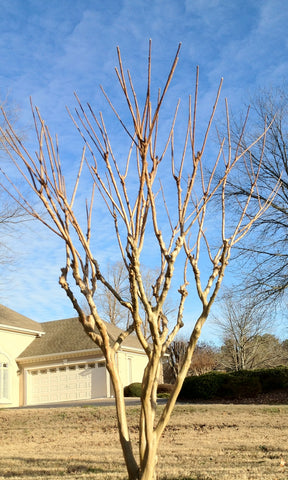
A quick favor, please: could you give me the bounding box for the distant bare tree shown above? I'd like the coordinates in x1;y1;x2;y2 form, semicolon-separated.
281;339;288;364
219;333;285;371
189;342;218;375
0;96;27;265
164;336;187;383
98;261;130;328
214;290;278;370
251;333;286;368
228;86;288;306
165;339;218;382
0;43;277;480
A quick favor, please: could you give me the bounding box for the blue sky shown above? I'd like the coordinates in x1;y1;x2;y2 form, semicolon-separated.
0;0;287;341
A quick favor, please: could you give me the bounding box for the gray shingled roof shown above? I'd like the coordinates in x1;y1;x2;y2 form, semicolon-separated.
18;317;143;359
0;304;43;333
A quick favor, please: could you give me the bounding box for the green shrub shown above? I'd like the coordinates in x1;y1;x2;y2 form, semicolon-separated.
179;366;288;402
125;367;288;401
179;372;227;400
124;382;176;398
219;373;262;399
253;367;288;392
157;393;171;398
124;382;142;397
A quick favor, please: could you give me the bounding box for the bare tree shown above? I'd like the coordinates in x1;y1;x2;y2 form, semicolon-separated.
165;338;218;382
164;336;187;383
0;97;27;266
219;333;285;371
251;333;286;368
98;261;130;328
281;339;288;364
214;290;278;370
0;43;277;480
189;341;218;375
0;199;26;265
227;86;288;305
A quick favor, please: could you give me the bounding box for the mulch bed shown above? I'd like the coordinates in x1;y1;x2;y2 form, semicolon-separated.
233;388;288;404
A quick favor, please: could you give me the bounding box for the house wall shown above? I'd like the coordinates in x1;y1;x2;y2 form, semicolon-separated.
0;329;37;407
117;350;148;387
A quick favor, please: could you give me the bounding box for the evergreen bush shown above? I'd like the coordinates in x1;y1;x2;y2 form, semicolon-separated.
179;371;227;400
124;382;174;398
124;382;142;397
219;373;262;399
179;366;288;401
253;367;288;392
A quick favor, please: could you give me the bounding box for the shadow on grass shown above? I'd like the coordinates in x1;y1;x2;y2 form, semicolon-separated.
1;458;212;480
161;476;212;480
0;457;109;477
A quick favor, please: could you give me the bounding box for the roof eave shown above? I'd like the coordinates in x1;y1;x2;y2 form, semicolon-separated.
119;345;146;354
0;323;44;336
17;347;102;364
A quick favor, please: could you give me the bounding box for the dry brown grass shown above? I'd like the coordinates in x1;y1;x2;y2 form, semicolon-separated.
0;403;288;479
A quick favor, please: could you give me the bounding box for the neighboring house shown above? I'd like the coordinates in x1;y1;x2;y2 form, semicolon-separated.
0;304;148;408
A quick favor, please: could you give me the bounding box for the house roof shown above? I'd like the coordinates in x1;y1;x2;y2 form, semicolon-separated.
18;317;144;359
0;304;43;334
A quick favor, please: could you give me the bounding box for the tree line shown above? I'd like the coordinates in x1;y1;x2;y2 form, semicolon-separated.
164;334;288;382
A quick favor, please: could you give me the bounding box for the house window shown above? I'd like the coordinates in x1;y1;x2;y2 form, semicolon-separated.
0;353;10;402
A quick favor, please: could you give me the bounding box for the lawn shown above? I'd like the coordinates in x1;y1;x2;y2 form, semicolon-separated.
0;403;288;479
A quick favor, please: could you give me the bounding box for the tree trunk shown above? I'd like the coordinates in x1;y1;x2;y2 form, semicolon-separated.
107;361;140;480
139;442;158;480
138;353;161;480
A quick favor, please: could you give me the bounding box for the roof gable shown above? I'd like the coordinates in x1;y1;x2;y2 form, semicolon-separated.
18;317;143;359
0;304;43;334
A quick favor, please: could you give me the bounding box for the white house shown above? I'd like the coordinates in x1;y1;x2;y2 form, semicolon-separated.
0;304;148;408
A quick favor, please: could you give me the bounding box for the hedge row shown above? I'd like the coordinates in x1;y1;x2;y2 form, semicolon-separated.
124;367;288;401
179;367;288;401
124;383;174;398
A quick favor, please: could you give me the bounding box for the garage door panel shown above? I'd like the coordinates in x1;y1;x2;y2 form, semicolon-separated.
27;363;107;405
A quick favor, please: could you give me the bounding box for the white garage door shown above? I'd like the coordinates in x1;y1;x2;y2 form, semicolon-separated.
26;362;107;405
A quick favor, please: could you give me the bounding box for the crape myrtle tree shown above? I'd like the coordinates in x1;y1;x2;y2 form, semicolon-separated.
97;261;172;336
0;43;277;480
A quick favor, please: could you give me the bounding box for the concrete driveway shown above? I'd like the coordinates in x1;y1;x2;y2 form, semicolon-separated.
16;397;168;409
